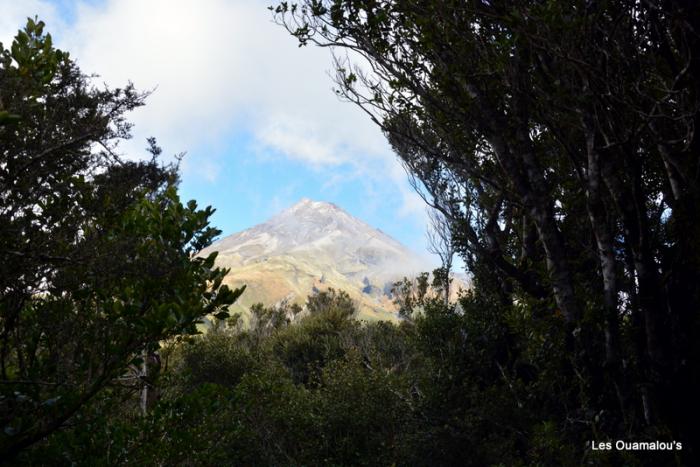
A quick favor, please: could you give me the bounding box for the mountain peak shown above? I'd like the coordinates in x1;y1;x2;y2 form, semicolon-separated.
288;197;340;213
295;197;314;205
200;199;443;321
199;199;465;321
203;198;422;270
268;198;355;232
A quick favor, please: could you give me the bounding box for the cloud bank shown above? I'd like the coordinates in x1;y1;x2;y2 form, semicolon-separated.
0;0;433;247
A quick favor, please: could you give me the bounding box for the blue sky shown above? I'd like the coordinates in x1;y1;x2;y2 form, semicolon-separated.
0;0;445;267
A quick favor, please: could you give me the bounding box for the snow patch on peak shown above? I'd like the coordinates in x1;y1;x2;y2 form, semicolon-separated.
202;198;428;280
289;197;342;211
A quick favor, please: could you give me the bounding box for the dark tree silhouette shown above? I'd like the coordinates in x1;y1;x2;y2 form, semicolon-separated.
273;0;700;455
0;19;242;458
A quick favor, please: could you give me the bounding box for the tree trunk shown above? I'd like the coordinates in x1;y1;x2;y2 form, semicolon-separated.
140;349;148;417
488;131;580;323
601;154;670;425
583;123;621;367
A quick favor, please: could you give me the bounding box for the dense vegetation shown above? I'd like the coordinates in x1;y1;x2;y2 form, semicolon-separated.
0;19;242;462
2;0;699;463
270;0;699;462
11;286;683;465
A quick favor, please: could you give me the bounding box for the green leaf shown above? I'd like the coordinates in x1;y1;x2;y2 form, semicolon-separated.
213;311;230;320
0;111;20;125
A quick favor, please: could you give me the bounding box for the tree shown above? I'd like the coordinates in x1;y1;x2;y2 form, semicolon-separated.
273;0;700;455
0;19;243;459
426;208;454;303
306;287;355;318
391;272;429;319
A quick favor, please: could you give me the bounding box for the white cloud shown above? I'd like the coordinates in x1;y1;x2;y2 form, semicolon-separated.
1;0;430;238
255;115;344;166
54;0;389;166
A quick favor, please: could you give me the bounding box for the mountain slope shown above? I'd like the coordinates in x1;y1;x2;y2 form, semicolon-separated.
201;198;430;321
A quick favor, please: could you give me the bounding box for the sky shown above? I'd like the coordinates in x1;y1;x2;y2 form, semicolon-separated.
0;0;448;267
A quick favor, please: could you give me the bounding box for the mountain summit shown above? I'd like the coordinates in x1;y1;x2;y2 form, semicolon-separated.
201;198;429;320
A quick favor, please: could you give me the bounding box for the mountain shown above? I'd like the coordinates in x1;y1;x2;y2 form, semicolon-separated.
200;198;433;321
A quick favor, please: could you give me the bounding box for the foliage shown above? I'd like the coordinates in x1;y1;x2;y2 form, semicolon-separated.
17;277;681;465
3;5;698;463
391;272;429;319
306;287;355;318
391;269;455;320
0;19;242;460
272;0;700;462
